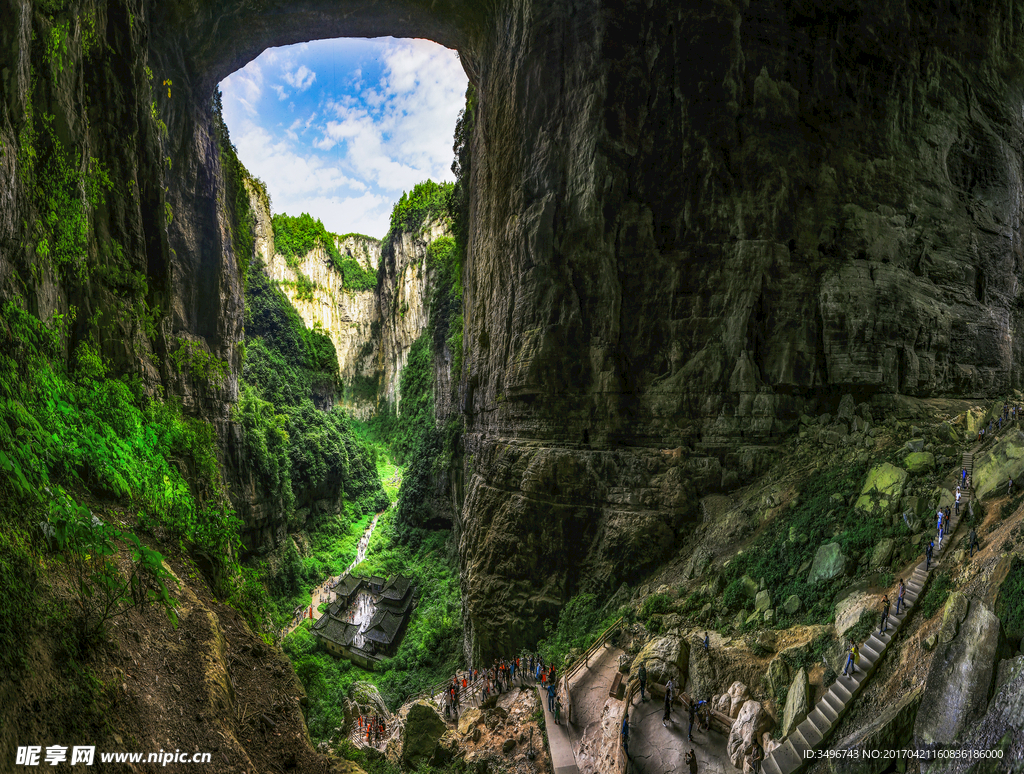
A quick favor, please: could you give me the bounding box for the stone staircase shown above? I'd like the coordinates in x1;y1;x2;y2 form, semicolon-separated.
763;450;974;774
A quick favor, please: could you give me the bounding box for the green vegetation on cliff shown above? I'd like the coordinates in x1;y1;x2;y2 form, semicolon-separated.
271;212;378;291
237;260;388;627
213;89;261;280
381;180;454;255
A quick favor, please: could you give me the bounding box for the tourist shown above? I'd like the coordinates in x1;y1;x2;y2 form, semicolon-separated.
1010;477;1015;496
688;698;696;742
880;595;890;634
750;741;764;774
841;643;859;677
926;540;934;570
703;631;709;652
663;678;675;727
638;662;648;702
555;695;562;725
896;578;905;615
547;682;557;712
686;748;698;774
621;711;630;758
937;510;944;542
969;527;980;557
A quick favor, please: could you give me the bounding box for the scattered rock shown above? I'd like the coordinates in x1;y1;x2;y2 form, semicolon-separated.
401;701;447;770
783;595;802;615
754;590;771;613
837;394;856;422
905;438;925;453
739;574;759;599
855;463;909;514
713;693;731;714
903;451;935;474
922;635;937;652
727;681;750;718
501;738;516;754
780;668;809;737
807;542;848;585
869;538;895;568
764;657;790;699
634;634;689;686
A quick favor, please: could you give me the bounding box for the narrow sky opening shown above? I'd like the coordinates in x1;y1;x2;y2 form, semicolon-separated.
219;38;469;238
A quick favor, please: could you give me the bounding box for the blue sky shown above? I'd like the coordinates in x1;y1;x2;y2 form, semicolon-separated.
219;38;468;238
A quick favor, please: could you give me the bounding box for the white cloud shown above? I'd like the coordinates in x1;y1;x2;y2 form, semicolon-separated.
220;38;468;237
283;64;316;91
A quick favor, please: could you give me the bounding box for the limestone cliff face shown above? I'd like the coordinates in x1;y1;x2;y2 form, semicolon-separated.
377;216;449;409
248;187;448;417
256;229;381;417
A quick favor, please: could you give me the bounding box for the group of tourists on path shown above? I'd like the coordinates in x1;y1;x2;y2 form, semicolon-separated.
439;653;561;723
357;714;387;747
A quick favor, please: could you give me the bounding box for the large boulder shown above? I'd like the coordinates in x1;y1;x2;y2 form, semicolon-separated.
401;701;448;770
903;451;934;475
869;538;894;568
727;681;750;718
973;430;1024;498
855;463;909;514
808;543;848;585
687;644;718;701
457;708;483;736
824;688;922;774
914;601;1011;752
726;700;773;768
635;634;689;686
780;668;810;737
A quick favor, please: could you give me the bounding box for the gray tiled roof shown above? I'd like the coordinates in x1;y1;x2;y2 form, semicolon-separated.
380;575;412;602
364;610;404;644
313;616;359;647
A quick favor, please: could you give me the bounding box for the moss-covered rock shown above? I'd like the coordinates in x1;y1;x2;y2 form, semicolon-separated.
973;431;1024;499
401;701;447;770
855;463;909;514
903;452;935;475
808;542;848;585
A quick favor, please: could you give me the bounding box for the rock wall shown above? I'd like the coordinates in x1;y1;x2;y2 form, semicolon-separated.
249;185;450;418
377;216;450;409
256;226;381;418
454;0;1024;661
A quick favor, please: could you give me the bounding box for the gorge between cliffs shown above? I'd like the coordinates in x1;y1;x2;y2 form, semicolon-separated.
3;1;1024;773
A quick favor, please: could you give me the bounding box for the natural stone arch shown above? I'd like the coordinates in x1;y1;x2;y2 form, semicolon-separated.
150;0;487;96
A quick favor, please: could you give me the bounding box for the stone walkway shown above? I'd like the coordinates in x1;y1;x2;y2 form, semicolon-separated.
763;448;976;774
627;691;730;774
566;643;626;774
